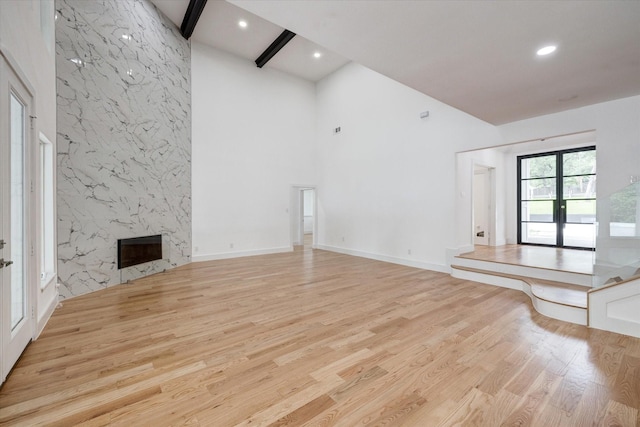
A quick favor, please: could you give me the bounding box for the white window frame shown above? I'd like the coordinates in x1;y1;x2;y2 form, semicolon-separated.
39;132;55;290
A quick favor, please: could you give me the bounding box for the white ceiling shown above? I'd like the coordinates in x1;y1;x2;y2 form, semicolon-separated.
150;0;349;82
151;0;640;125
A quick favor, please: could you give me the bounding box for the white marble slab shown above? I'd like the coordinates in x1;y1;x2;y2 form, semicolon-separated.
56;0;191;299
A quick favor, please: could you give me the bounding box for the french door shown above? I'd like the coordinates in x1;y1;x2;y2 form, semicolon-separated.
517;147;596;249
1;56;34;383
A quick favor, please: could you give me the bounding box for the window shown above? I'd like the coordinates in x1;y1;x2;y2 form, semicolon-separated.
39;132;55;288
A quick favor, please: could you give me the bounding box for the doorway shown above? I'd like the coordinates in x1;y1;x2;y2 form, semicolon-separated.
290;186;316;249
517;146;596;249
473;166;492;246
301;189;314;247
1;56;34;383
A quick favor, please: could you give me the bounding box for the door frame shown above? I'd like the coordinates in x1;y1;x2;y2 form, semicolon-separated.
517;146;596;249
290;185;317;248
472;164;496;247
1;51;36;384
471;164;496;246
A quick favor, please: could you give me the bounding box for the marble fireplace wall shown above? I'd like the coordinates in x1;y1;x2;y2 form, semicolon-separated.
55;0;191;298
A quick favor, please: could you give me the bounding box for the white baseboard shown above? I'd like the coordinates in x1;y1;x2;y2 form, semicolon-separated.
35;288;59;339
193;246;293;263
316;245;448;273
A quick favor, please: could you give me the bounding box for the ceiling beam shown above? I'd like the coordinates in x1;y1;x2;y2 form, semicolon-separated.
255;29;296;68
180;0;208;40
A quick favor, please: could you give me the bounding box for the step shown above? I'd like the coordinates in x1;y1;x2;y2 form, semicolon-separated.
452;255;593;287
451;264;587;325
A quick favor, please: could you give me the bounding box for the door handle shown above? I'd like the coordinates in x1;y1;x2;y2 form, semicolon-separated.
0;259;13;268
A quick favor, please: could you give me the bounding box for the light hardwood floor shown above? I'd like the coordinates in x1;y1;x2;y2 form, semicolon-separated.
458;245;594;275
1;248;639;426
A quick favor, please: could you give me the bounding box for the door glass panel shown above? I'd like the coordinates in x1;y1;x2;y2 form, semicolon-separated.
563;176;596;199
10;92;25;331
563;150;596;176
521;155;556;179
564;224;596;248
521;200;554;222
566;199;596;223
521;223;556;246
521;178;556;200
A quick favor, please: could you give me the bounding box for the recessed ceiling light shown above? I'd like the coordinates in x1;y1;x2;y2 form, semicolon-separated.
238;20;247;28
313;52;322;59
537;45;557;56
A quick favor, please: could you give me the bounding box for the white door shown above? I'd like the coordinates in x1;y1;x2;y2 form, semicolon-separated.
1;58;34;383
473;169;490;246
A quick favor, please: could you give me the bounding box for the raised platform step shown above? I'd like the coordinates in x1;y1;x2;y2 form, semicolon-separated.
451;264;588;325
452;255;592;287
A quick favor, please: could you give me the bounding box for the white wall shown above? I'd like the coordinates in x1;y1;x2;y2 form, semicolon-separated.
315;63;502;271
191;44;317;260
0;0;58;334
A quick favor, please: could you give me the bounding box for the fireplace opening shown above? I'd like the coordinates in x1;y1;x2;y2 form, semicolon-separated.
117;234;162;269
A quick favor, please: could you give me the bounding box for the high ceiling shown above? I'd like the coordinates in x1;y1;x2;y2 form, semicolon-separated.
150;0;640;125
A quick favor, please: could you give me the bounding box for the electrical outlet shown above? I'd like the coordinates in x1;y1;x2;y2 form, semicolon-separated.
230;243;234;249
408;249;412;255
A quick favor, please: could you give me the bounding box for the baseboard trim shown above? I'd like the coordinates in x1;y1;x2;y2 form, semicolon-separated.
316;245;448;273
193;246;293;263
35;288;59;339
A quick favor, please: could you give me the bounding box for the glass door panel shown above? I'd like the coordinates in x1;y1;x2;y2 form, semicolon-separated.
520;155;556;179
563;176;596;199
565;199;596;222
564;224;596;248
563;150;596;175
521;178;557;200
519;154;559;245
521;222;557;246
561;149;596;249
2;59;33;384
10;92;25;330
520;200;555;222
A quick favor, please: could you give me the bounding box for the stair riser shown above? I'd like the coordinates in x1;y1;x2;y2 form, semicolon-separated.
453;257;592;287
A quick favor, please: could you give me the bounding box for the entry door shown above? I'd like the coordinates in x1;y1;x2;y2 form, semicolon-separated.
1;58;34;382
518;147;596;249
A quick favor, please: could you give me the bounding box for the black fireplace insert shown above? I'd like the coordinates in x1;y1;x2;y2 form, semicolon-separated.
117;234;162;269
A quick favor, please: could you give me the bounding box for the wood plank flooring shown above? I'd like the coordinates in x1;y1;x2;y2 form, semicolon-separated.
1;248;639;426
458;245;594;275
